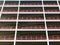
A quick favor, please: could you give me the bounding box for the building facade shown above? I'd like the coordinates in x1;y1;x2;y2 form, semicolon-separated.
0;0;60;45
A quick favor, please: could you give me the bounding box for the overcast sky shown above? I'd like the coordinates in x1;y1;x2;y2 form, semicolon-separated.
21;0;57;1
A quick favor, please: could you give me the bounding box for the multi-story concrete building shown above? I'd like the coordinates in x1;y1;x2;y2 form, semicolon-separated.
0;0;60;45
